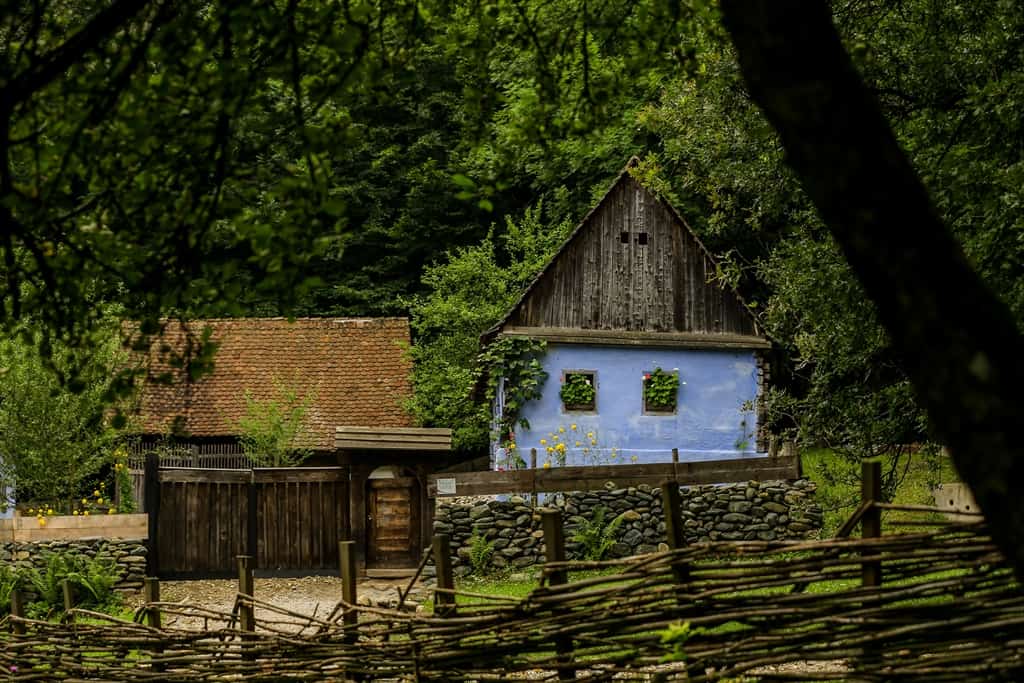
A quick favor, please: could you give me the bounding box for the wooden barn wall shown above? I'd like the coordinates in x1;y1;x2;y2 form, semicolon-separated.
508;179;758;336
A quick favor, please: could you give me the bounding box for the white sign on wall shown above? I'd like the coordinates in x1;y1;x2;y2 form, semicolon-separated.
436;478;457;495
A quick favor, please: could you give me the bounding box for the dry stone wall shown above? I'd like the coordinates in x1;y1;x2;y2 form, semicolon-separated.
0;538;147;591
433;479;821;575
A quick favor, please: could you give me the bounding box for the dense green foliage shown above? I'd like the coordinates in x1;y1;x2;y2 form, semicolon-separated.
0;321;132;508
405;205;569;453
2;0;1023;480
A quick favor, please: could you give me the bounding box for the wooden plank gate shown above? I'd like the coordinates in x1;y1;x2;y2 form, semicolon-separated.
148;464;350;578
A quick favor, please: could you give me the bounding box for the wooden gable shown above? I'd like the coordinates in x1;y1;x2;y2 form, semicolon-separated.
488;162;767;347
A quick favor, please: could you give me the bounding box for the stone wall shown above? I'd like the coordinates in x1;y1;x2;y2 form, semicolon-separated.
433;479;821;575
0;538;147;591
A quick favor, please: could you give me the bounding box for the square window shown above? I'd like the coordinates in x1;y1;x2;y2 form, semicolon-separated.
560;371;597;412
620;231;630;244
636;232;649;245
642;368;679;414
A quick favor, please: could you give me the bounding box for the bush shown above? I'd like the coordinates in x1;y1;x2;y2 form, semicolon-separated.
571;506;625;560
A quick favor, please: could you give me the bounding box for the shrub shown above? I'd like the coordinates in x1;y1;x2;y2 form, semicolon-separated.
467;533;495;577
571;506;625;560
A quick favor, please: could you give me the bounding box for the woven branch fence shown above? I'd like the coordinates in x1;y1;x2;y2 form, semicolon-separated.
1;475;1021;681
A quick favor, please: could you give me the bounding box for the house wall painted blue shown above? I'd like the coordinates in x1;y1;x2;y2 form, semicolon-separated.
495;343;762;468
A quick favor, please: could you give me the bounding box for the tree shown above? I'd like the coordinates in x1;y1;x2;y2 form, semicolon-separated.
719;0;1024;576
406;203;571;453
236;381;315;468
0;320;132;509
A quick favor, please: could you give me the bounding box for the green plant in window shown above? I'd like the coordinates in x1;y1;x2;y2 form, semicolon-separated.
560;373;596;408
644;368;679;411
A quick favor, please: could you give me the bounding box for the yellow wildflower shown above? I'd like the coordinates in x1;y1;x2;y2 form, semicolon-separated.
556;443;566;453
542;462;551;469
108;508;115;515
27;508;34;515
81;498;88;505
558;427;565;433
73;510;80;516
631;455;639;463
38;517;46;526
93;490;100;497
546;447;554;454
540;439;547;445
575;441;582;447
46;508;54;515
83;511;90;516
570;424;577;431
590;439;597;446
586;431;594;439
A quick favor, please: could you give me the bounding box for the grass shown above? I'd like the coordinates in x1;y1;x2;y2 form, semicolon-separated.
801;447;959;536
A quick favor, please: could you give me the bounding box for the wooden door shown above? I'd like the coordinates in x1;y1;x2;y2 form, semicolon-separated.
367;477;420;568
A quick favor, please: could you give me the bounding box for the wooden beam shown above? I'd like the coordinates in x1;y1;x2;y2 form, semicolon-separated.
335;440;451;451
500;326;771;349
158;469;251;484
428;456;800;497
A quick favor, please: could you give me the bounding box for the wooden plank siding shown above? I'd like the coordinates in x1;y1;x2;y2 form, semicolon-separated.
428;456;800;497
501;175;761;338
154;467;349;577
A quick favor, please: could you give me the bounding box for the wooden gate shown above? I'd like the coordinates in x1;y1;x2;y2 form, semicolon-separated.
367;477;420;569
153;467;350;578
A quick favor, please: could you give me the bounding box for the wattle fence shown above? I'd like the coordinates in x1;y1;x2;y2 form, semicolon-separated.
0;504;1016;681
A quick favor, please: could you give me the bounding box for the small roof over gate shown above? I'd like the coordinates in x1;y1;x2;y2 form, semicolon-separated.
335;426;452;452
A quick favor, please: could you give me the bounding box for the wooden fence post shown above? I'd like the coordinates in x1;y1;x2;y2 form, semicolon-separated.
144;451;161;577
541;509;574;681
10;589;25;635
247;478;258;561
340;540;359;643
144;577;165;672
144;577;162;629
671;448;680;484
237;557;256;663
861;460;882;587
530;448;538;506
61;580;75;624
432;534;456;618
661;481;690;586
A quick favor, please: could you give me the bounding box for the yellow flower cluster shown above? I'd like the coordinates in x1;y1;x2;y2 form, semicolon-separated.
26;506;56;526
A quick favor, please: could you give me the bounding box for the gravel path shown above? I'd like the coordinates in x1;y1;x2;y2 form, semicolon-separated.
126;576;428;631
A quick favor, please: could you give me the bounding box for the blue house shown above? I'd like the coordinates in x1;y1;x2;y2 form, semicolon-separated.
483;161;772;469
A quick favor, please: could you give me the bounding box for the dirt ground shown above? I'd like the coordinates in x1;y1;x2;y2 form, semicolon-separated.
126;575;429;631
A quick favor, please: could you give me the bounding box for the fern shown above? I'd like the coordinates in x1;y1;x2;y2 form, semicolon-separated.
571;506;626;560
467;533;495;577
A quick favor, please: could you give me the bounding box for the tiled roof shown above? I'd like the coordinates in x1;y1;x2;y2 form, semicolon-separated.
136;318;414;450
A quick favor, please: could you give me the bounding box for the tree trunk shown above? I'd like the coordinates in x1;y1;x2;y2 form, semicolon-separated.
719;0;1024;576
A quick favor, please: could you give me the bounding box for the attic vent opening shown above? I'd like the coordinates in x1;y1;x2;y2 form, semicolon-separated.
636;232;648;245
619;231;629;244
